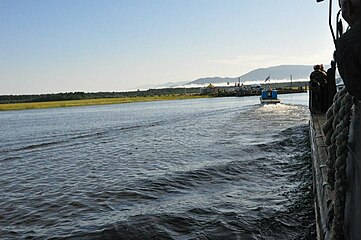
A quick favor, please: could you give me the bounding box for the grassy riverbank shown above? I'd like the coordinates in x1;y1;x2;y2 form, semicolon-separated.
0;94;209;111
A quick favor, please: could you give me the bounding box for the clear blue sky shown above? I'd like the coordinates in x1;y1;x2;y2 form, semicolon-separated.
0;0;338;94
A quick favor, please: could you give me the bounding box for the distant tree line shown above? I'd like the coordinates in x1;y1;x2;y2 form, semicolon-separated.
0;88;201;104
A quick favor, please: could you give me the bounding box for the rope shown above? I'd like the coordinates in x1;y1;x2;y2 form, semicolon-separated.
322;87;354;240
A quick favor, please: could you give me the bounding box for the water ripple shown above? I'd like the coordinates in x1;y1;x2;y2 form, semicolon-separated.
0;94;315;239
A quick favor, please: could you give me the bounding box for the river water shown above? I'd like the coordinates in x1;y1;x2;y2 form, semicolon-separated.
0;93;315;239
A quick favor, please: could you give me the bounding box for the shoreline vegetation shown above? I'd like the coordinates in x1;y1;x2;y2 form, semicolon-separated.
0;82;308;111
0;94;208;111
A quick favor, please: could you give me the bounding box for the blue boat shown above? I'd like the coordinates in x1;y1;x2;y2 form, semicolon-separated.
260;89;280;104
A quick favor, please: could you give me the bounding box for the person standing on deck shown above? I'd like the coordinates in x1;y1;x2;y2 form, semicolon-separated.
320;64;329;112
327;60;337;108
336;0;361;100
309;64;328;113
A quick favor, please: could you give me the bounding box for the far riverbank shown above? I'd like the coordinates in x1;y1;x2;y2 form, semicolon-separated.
0;82;308;111
0;95;209;111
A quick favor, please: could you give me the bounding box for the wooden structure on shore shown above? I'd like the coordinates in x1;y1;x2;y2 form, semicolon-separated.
201;85;306;98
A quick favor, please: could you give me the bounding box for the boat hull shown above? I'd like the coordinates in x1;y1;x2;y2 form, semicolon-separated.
260;89;280;104
260;98;280;104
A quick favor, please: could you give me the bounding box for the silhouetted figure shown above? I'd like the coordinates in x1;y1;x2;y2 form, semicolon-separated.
309;65;328;113
336;0;361;100
320;64;329;112
326;60;337;108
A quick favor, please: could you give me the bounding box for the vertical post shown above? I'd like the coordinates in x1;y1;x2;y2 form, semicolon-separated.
329;0;336;45
290;74;293;89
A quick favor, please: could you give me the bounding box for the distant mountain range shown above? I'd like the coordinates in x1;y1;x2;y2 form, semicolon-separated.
142;65;315;89
187;65;313;85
